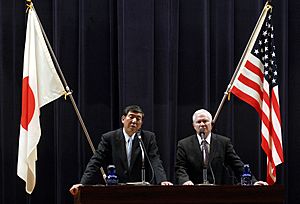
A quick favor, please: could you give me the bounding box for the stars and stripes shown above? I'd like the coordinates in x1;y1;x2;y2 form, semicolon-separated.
230;8;283;184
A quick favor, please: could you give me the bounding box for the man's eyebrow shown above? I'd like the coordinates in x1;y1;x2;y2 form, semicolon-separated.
129;114;142;117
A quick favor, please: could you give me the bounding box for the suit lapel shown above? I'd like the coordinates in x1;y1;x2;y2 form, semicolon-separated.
191;134;204;164
208;133;217;163
129;136;141;170
115;129;128;169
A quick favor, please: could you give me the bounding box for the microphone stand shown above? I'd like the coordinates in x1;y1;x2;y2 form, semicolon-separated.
201;139;209;184
126;131;150;185
138;137;146;184
126;131;152;186
198;130;211;185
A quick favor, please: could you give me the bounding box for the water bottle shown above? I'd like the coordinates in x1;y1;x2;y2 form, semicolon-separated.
106;165;118;185
241;164;252;186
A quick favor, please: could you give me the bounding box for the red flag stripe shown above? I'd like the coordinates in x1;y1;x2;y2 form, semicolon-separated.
237;74;263;100
231;87;262;117
230;9;283;184
270;125;284;162
261;88;283;163
261;119;283;164
262;82;271;108
244;60;264;82
266;159;276;184
271;87;281;124
261;134;276;184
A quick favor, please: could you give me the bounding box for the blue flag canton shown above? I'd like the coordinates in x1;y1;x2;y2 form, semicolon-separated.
251;10;278;88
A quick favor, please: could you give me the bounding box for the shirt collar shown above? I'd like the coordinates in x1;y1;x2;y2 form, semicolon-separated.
123;128;136;141
197;132;211;145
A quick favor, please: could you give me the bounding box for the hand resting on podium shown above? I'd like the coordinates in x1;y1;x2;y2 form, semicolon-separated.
69;184;83;196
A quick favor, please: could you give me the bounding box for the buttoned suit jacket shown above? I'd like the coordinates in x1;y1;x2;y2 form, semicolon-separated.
80;128;167;184
176;133;247;185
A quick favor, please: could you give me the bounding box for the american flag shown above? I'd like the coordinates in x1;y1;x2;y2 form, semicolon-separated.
230;7;283;184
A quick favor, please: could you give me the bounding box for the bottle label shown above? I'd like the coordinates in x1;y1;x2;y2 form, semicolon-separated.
241;174;252;186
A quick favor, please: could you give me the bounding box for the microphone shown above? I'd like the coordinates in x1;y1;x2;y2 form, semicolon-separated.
137;131;146;184
137;130;154;184
199;127;205;140
198;127;214;186
199;127;208;184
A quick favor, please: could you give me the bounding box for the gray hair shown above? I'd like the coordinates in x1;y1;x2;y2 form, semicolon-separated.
192;109;212;123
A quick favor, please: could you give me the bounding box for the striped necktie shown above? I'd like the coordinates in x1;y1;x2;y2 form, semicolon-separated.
201;140;209;168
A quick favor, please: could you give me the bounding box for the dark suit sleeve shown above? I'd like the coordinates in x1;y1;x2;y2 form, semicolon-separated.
224;137;257;183
146;132;167;184
175;140;191;184
80;134;110;185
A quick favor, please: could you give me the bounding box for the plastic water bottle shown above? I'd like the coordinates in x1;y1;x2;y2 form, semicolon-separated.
241;164;252;186
106;165;118;185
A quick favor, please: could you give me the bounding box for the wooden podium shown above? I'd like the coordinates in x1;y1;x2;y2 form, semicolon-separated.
74;184;284;204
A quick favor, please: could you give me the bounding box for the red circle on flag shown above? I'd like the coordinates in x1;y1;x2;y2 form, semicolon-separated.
20;76;35;130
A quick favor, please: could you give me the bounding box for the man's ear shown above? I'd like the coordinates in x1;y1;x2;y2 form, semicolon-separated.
121;115;125;123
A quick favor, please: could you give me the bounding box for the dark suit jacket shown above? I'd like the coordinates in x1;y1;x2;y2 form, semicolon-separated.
80;128;167;185
176;133;254;185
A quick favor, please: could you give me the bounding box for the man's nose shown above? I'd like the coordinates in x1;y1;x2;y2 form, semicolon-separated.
132;118;137;123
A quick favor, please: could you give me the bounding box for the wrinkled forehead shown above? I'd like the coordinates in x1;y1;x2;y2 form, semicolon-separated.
192;109;212;122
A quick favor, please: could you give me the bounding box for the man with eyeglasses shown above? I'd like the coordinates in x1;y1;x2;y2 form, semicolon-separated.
70;105;172;195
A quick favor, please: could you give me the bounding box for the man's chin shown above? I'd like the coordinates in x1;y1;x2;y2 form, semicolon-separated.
130;126;137;130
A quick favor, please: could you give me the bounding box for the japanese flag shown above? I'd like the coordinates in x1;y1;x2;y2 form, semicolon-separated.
17;7;65;194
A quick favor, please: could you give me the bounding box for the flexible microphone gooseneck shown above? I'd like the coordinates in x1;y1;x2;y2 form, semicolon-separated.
209;162;216;185
199;128;209;184
199;128;205;140
137;131;154;184
197;127;215;185
138;135;146;183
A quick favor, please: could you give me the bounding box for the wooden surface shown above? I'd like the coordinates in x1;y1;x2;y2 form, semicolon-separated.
74;184;284;204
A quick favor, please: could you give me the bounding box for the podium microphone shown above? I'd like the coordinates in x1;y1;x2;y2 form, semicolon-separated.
198;127;214;185
137;131;146;184
199;127;205;140
137;130;154;184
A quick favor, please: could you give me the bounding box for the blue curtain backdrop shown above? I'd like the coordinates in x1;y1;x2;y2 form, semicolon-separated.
0;0;297;203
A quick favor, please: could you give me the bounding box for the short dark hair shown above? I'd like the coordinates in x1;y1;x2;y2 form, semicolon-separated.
123;105;144;118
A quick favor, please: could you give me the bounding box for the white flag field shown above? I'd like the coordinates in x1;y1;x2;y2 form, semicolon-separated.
17;7;65;194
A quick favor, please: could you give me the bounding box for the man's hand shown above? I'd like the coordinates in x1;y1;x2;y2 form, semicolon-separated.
254;181;269;186
69;184;83;196
161;181;173;185
182;180;194;185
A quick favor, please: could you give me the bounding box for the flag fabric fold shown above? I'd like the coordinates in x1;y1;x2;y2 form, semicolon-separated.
17;7;65;194
230;6;283;184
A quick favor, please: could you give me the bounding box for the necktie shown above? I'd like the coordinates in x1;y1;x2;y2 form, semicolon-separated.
126;137;133;167
201;140;209;168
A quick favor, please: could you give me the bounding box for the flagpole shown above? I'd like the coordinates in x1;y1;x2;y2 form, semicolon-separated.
27;2;107;183
212;1;272;125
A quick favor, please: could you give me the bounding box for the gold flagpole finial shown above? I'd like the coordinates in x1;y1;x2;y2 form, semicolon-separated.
265;0;273;12
26;0;33;13
227;92;231;101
